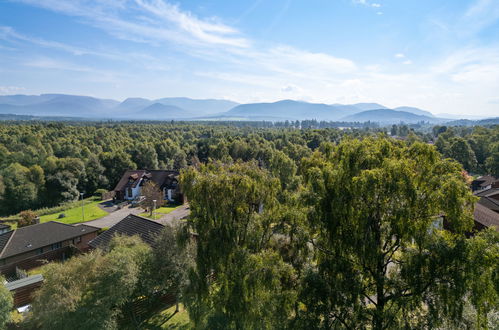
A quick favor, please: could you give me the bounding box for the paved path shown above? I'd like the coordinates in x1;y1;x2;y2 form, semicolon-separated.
157;205;190;225
85;204;143;228
85;204;190;229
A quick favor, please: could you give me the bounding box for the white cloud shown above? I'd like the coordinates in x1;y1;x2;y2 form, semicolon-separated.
403;60;412;65
395;53;405;58
353;0;382;8
0;86;25;95
14;0;250;48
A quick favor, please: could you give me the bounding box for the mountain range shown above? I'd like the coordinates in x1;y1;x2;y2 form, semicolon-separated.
0;93;485;124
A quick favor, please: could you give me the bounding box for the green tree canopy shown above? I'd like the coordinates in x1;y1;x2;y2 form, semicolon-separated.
299;138;485;329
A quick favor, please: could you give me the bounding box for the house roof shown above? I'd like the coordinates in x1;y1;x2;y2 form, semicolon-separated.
88;214;164;249
473;175;498;188
478;197;499;212
474;188;499;198
5;274;43;291
0;222;100;259
113;170;179;193
474;203;499;231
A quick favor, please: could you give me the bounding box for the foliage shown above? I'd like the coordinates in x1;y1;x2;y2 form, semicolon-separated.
181;162;299;329
18;209;38;227
140;181;164;215
0;276;13;329
298;138;488;329
27;236;151;330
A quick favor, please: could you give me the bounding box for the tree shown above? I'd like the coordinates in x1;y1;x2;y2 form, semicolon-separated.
485;142;499;177
18;210;38;227
28;236;151;329
82;154;108;194
299;138;487;329
447;137;478;172
0;163;38;214
181;162;297;329
140;181;163;215
100;151;136;189
147;225;195;312
0;276;13;329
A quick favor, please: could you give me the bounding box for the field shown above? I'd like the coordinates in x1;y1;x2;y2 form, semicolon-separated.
39;197;108;224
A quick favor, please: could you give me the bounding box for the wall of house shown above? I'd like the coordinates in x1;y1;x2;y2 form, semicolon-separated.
0;232;98;276
125;179;143;200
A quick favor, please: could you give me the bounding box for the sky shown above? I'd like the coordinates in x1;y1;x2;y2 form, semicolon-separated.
0;0;498;117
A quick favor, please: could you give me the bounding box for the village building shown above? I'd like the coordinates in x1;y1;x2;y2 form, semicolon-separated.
0;221;99;276
113;170;182;203
88;214;164;250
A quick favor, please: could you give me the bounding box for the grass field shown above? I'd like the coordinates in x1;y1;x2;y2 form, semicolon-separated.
143;304;190;329
139;205;179;220
39;197;108;224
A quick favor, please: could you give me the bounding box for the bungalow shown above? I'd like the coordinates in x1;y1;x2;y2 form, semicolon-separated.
471;175;498;192
0;221;100;276
113;170;182;203
473;203;499;232
88;214;164;250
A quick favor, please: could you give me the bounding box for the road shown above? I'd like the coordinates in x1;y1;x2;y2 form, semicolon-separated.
85;204;190;229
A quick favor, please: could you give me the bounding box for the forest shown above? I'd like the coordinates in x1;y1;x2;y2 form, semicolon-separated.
0;121;498;329
0;121;497;216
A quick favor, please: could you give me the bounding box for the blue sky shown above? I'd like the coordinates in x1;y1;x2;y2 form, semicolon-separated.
0;0;498;116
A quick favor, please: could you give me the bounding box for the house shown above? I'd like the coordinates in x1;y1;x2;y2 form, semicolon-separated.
0;223;10;235
473;203;499;232
4;274;44;308
0;221;100;276
89;214;164;250
474;188;499;214
471;175;498;191
113;170;182;203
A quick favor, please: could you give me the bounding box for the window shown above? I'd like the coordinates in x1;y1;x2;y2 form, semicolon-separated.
73;236;81;244
51;242;62;250
37;247;44;255
127;187;133;197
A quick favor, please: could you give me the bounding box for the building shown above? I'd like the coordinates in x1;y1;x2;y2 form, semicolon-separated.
473;203;499;232
113;170;182;202
471;175;499;192
4;274;44;308
89;214;165;250
0;221;100;276
0;223;10;235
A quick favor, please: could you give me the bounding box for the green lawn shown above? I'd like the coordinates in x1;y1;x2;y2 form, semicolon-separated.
142;304;190;329
139;205;180;220
39;197;108;224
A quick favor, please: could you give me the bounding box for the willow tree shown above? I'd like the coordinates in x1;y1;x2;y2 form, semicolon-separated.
181;161;297;329
299;138;494;329
0;276;13;329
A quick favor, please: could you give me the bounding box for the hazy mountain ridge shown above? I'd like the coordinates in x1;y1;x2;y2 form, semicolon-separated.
0;93;482;124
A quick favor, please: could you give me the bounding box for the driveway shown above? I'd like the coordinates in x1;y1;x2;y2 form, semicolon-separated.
85;204;143;228
85;204;190;229
156;205;190;225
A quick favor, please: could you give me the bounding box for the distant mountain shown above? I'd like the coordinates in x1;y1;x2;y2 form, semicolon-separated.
115;98;154;113
351;103;387;111
0;94;118;117
225;100;349;121
130;103;192;120
393;106;434;117
154;97;238;115
0;93;448;124
342;109;437;124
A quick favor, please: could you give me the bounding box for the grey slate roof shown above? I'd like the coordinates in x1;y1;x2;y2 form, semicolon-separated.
88;214;164;249
5;274;43;291
114;170;179;193
478;197;499;213
0;222;100;259
474;203;499;230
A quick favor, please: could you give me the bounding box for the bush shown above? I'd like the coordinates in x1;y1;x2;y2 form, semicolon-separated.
18;210;38;228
